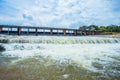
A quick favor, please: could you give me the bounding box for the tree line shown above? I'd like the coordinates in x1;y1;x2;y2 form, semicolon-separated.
79;25;120;32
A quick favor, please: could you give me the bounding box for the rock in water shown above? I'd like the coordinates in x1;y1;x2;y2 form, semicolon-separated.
0;45;5;52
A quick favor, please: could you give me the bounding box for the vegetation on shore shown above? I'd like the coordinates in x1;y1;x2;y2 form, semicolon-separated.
79;25;120;35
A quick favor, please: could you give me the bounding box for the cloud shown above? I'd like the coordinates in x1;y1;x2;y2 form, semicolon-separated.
0;0;120;28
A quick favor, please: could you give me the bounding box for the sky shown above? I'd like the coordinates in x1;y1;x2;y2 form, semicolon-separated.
0;0;120;28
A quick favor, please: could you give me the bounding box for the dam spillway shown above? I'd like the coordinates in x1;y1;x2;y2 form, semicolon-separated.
0;36;120;80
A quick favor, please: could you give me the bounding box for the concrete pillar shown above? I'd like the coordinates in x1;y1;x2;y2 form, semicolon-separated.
27;28;29;35
92;31;95;35
82;31;86;36
18;27;21;35
50;29;53;35
89;31;91;35
74;30;77;36
35;28;38;35
11;27;12;31
8;28;10;35
69;30;72;35
63;29;66;36
10;27;12;34
43;29;45;34
57;29;59;35
0;27;2;32
8;27;12;35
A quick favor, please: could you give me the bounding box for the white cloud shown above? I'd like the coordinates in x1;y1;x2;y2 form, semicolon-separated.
0;0;120;28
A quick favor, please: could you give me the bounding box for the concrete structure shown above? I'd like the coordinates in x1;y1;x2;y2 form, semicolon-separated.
0;25;99;36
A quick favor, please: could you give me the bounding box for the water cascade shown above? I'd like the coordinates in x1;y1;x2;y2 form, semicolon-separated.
0;36;120;80
0;36;120;44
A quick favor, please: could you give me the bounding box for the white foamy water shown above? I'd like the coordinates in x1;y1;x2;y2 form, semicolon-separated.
0;36;120;44
1;36;120;72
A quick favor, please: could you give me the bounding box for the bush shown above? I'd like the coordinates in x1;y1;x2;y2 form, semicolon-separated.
101;32;119;35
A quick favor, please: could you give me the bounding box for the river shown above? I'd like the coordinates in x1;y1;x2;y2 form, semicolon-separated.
0;36;120;80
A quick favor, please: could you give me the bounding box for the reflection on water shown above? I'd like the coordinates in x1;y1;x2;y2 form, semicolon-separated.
0;36;120;80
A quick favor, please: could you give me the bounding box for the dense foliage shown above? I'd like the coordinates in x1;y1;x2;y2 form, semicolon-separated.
79;25;120;32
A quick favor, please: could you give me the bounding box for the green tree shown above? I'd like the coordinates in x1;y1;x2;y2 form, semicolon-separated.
79;25;88;31
88;25;99;31
99;26;107;31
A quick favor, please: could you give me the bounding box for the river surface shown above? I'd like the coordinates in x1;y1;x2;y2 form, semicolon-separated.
0;36;120;80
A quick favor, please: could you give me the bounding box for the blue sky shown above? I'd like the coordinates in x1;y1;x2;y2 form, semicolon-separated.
0;0;120;28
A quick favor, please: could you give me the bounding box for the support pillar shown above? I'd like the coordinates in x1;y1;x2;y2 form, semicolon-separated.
27;28;29;35
9;27;12;35
57;29;59;35
35;28;38;36
11;27;12;31
50;29;53;35
82;31;86;36
91;31;95;35
89;31;91;35
74;30;77;36
0;27;2;32
8;28;10;35
63;29;66;36
18;27;21;35
43;29;45;34
69;30;72;36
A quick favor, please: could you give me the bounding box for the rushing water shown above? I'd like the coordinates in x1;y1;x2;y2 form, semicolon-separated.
0;36;120;80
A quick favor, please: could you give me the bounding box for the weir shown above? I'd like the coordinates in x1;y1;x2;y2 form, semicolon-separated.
0;36;120;80
0;36;120;44
0;25;99;36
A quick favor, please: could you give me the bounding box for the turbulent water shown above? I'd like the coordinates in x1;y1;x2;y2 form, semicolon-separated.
0;36;120;80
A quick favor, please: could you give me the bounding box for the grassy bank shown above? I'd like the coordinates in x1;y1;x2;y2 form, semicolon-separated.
100;32;120;35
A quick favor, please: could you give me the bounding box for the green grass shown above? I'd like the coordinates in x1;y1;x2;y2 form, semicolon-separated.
101;32;120;35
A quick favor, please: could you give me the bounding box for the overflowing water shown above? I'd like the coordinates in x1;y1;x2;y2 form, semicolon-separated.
0;36;120;80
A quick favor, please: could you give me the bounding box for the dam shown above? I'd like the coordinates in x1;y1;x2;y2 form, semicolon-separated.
0;25;99;36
